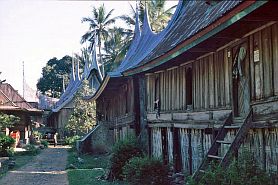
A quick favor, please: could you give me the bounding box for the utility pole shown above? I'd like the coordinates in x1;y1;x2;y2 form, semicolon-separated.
23;61;25;98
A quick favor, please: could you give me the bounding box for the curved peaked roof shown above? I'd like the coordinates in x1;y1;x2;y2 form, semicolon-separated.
88;0;267;101
125;0;266;74
108;0;184;77
52;47;102;112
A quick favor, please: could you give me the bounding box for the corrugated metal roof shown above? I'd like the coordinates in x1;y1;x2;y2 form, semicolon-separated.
88;0;244;101
0;83;42;113
108;0;242;75
137;0;242;67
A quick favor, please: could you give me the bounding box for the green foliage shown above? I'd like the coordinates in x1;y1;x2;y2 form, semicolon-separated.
81;4;117;75
123;156;170;185
67;169;126;185
143;0;177;32
0;113;20;130
67;149;109;169
66;80;96;136
188;151;277;185
103;27;133;72
67;148;125;185
65;135;81;146
32;131;42;139
23;144;39;155
0;134;15;156
41;140;48;148
37;55;84;98
6;148;15;157
110;136;143;180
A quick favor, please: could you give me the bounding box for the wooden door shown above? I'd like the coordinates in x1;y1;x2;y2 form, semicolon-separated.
231;41;250;117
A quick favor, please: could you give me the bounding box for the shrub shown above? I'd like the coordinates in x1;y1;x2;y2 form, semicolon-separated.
0;134;15;156
110;136;143;180
65;135;81;146
189;151;276;185
123;156;170;185
92;143;108;155
6;147;15;157
23;144;39;155
41;140;48;148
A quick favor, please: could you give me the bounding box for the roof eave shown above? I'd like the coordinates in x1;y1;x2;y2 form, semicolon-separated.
84;75;111;102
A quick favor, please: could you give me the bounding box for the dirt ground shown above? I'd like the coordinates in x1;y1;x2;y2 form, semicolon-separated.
0;146;69;185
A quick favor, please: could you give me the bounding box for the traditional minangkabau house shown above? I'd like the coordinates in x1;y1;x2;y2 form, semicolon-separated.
88;0;278;176
0;83;42;144
48;48;102;138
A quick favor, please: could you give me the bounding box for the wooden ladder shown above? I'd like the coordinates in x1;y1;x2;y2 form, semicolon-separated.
193;109;253;181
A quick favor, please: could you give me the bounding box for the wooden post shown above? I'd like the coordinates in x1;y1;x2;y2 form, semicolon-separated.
262;27;273;98
138;75;149;153
272;23;278;96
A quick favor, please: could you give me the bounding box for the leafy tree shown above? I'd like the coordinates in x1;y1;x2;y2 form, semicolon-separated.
110;0;176;70
81;4;117;76
37;55;80;98
120;1;176;32
65;80;96;136
0;113;20;131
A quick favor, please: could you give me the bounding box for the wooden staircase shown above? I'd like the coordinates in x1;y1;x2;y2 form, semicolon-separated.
193;109;253;181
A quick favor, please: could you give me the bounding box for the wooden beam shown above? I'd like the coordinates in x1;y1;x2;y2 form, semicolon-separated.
189;47;216;53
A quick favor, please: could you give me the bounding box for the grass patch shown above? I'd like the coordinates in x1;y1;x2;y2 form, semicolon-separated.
0;151;37;179
13;154;35;169
68;169;125;185
67;148;127;185
67;149;109;169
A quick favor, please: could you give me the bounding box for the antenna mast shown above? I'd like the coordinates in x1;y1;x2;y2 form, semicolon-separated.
23;61;25;98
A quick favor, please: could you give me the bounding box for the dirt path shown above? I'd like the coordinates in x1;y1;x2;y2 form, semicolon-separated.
0;146;69;185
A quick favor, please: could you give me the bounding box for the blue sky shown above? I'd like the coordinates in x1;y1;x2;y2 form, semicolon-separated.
0;0;177;96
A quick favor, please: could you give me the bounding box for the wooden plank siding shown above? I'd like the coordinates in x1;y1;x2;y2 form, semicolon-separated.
273;24;278;96
250;23;278;101
143;23;278;174
146;50;234;112
96;78;136;139
146;24;278;113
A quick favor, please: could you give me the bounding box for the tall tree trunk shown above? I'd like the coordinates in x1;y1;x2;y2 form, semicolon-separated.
98;43;105;77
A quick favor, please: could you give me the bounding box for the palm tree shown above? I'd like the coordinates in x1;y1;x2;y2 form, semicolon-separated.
81;4;117;76
144;0;177;32
117;1;177;61
103;27;132;72
120;1;176;33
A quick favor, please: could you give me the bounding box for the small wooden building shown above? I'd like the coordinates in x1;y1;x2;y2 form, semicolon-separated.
91;0;278;175
0;83;42;144
48;52;102;138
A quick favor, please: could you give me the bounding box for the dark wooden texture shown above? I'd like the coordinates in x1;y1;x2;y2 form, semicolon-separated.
221;109;253;167
193;113;233;180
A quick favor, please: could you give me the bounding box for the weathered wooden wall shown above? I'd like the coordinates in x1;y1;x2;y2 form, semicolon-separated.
226;128;278;172
151;127;213;175
147;22;278;174
152;127;163;158
250;23;278;102
96;78;137;142
146;23;278;114
146;49;232;112
97;78;134;122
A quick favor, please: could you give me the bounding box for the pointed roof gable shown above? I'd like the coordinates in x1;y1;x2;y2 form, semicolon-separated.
88;0;267;101
52;46;103;112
